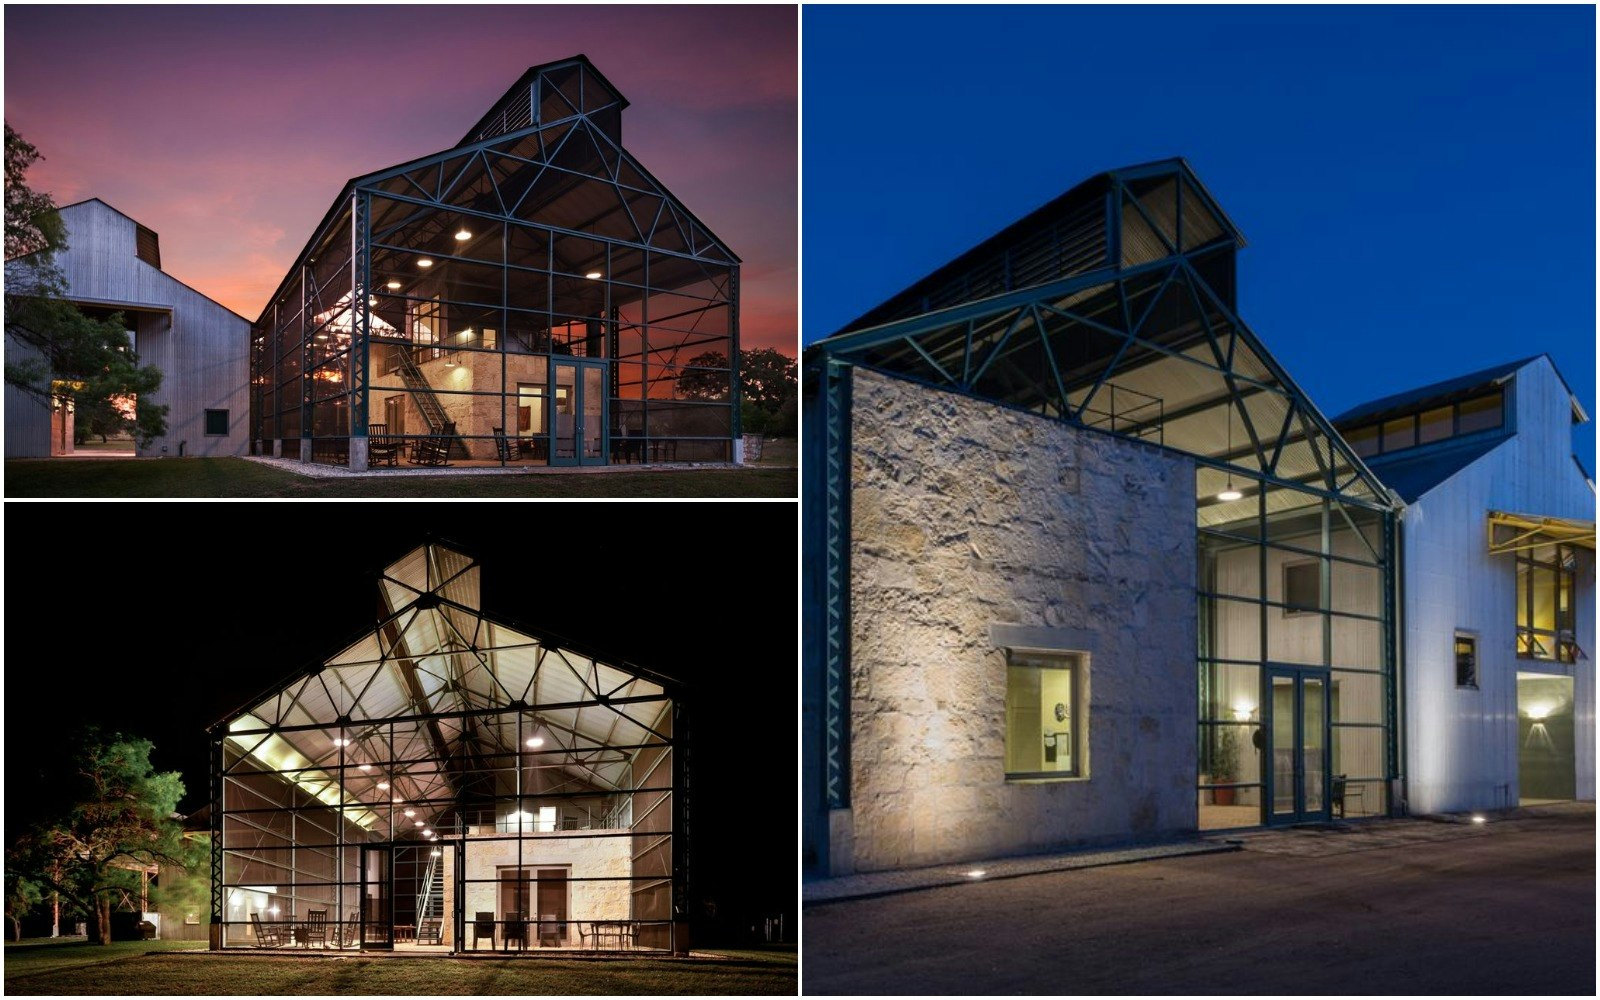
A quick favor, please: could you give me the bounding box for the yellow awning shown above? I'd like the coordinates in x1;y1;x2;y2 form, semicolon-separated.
1487;510;1596;555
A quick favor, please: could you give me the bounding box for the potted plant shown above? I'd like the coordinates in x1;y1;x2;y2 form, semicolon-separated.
1211;725;1240;805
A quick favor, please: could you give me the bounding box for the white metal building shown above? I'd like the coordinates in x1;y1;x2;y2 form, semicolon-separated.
4;199;250;458
1333;355;1596;813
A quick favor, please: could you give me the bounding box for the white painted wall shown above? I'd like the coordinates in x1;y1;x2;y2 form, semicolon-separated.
1401;358;1595;813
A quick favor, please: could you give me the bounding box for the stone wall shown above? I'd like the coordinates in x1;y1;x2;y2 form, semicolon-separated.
462;832;632;946
842;368;1198;872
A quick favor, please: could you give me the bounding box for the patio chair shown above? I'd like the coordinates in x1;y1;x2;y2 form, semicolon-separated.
411;422;455;466
305;908;329;948
367;423;401;467
419;918;443;945
494;426;512;463
537;912;561;948
342;910;359;948
502;911;527;951
249;912;280;948
472;911;496;950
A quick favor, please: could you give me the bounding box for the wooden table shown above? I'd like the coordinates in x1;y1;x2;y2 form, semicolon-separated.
585;919;634;950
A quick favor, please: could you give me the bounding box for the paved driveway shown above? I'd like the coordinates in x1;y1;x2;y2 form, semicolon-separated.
802;804;1595;995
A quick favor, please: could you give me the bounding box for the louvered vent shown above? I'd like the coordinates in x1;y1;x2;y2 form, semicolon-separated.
135;223;161;269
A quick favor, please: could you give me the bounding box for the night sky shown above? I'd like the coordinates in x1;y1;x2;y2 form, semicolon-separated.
3;5;797;354
803;6;1596;463
2;508;797;927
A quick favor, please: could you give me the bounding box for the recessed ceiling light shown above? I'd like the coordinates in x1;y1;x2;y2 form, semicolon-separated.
584;271;602;280
417;258;433;268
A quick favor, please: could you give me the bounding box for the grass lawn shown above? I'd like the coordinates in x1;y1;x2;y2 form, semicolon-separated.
3;939;797;995
4;458;795;498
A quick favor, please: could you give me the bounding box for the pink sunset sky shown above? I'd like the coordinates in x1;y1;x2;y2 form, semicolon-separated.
4;5;797;354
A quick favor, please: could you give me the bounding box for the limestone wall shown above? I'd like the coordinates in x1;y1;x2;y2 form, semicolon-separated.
461;832;631;946
842;368;1198;872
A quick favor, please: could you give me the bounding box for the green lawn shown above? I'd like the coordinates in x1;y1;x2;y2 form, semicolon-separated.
4;458;795;498
3;939;797;995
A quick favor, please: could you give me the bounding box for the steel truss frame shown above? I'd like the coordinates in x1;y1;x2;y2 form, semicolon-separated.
804;159;1402;856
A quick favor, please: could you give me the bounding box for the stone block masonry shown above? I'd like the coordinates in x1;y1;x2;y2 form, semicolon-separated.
841;368;1199;872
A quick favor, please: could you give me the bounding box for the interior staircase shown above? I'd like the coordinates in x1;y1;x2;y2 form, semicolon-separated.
416;853;445;938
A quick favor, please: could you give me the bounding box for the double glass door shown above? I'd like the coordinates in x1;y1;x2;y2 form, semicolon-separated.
551;359;607;466
1268;667;1330;824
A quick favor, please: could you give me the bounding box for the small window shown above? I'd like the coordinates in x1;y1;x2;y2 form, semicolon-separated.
1455;633;1478;688
1380;415;1416;452
1456;391;1504;435
1346;423;1379;458
135;223;161;269
1418;405;1454;444
1005;650;1083;779
204;409;229;436
1283;561;1322;615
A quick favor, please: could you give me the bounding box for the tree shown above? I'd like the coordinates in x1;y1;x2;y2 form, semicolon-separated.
673;348;797;435
7;730;201;945
4;123;167;446
4;870;42;942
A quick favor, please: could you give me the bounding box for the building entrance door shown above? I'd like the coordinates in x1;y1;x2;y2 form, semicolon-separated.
1266;667;1330;824
359;845;392;949
551;359;608;466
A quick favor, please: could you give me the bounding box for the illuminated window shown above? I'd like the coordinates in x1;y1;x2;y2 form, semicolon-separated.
1004;650;1084;779
1455;633;1478;688
1517;544;1578;663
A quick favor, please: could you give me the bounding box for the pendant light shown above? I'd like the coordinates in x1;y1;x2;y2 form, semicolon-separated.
1217;403;1243;502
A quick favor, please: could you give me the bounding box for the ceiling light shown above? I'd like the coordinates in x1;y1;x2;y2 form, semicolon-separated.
404;808;415;817
416;820;426;827
455;229;471;241
431;849;441;857
584;271;602;280
965;870;986;879
1471;814;1486;825
1217;487;1244;502
417;258;433;268
377;781;390;790
385;280;401;290
526;737;544;748
359;763;373;772
332;738;349;747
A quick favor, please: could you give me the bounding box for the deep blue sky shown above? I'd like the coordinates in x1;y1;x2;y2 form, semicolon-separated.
803;5;1596;466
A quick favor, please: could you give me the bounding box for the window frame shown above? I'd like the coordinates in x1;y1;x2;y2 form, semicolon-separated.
1454;632;1478;689
1003;648;1086;781
1516;543;1578;664
1282;559;1323;617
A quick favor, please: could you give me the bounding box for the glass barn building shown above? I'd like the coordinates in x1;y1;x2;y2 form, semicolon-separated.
251;56;740;469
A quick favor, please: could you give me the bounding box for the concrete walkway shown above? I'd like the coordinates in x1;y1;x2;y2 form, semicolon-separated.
243;455;748;479
803;840;1239;905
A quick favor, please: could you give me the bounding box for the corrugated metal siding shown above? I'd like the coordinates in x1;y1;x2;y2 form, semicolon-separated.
1402;359;1595;812
52;200;250;458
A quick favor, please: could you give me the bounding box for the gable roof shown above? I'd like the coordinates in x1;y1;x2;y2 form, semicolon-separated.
1332;354;1589;427
220;541;678;827
1357;436;1509;503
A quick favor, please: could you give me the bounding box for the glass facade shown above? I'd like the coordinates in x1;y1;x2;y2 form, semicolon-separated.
212;543;684;952
251;58;739;468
